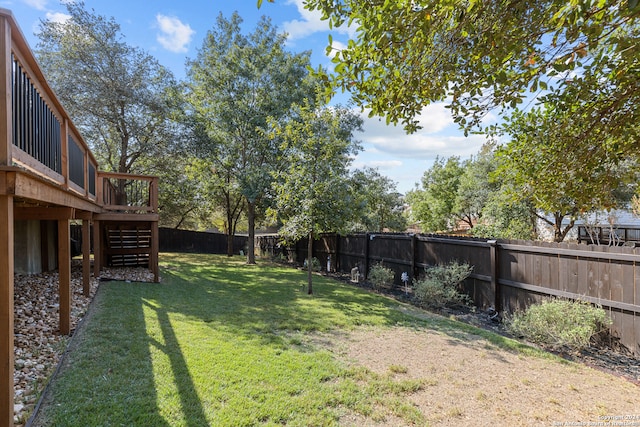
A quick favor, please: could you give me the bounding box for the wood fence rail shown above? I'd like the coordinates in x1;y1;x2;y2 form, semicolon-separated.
159;228;248;255
257;233;640;355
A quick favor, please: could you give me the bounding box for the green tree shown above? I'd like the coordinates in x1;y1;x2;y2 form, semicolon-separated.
36;1;179;174
496;107;636;242
454;145;498;229
471;186;537;240
190;157;246;256
350;168;407;232
269;102;362;294
186;12;315;264
146;154;202;229
407;157;463;232
297;0;639;142
261;0;640;242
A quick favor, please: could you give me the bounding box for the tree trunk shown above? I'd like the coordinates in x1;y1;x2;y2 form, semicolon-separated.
226;204;234;257
247;200;256;264
307;231;313;294
226;233;234;257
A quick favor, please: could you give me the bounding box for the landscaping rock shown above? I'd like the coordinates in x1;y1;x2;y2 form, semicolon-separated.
13;262;153;426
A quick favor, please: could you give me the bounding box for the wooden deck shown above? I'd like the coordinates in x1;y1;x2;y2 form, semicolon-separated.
0;8;159;425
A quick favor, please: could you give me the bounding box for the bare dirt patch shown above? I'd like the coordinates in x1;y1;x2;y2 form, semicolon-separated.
319;324;640;426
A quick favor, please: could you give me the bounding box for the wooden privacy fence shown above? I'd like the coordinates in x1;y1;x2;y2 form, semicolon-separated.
159;228;248;254
71;226;249;255
257;233;640;354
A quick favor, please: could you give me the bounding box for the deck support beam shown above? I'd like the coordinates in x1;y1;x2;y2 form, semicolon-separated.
0;196;14;427
58;218;71;335
0;12;14;427
151;221;159;282
92;219;101;278
82;219;91;296
76;211;92;297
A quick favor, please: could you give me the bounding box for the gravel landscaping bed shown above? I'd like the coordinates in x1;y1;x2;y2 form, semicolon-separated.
14;262;155;426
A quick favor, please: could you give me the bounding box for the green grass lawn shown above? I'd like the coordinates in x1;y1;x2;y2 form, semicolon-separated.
34;253;542;426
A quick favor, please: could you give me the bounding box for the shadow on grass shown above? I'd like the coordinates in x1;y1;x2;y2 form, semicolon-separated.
34;253;545;426
144;300;209;427
32;284;173;427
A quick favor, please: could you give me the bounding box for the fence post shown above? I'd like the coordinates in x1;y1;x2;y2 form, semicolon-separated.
363;232;370;281
334;233;340;273
488;240;501;312
411;233;417;280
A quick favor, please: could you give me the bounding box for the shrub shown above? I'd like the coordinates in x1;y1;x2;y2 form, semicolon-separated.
303;257;322;272
412;261;473;308
368;263;395;291
505;298;612;351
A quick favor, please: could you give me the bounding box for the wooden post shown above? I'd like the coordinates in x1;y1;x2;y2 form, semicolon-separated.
92;219;101;278
61;119;68;190
0;14;14;427
82;219;90;296
488;240;501;313
0;16;10;168
151;220;159;282
0;195;14;427
363;233;370;281
334;233;340;273
58;219;71;335
411;234;417;280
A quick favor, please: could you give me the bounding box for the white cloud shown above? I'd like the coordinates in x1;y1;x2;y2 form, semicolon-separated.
283;0;355;41
23;0;47;11
413;104;455;134
326;39;347;60
156;14;194;53
359;105;488;160
360;102;452;139
45;11;70;24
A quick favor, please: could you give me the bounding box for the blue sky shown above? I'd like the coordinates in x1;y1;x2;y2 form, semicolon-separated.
2;0;491;193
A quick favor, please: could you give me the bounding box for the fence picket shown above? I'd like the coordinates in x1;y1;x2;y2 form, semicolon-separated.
258;232;640;355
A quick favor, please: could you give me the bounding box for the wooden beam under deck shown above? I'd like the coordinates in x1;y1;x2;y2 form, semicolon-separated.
82;219;91;297
94;212;159;222
58;218;71;335
0;196;14;427
0;168;102;214
14;206;74;221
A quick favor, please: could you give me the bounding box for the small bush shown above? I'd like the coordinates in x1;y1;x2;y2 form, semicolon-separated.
368;263;395;291
506;299;612;351
303;257;322;272
412;261;473;308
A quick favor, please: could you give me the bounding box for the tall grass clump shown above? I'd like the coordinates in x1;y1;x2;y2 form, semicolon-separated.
368;262;395;291
412;261;473;308
506;298;611;351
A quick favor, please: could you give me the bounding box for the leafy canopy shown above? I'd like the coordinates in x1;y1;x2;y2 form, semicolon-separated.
292;0;639;139
495;106;637;242
350;167;407;232
36;1;178;174
185;12;315;262
270;102;363;242
406;156;463;232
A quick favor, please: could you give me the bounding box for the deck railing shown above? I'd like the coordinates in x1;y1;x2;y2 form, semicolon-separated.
98;172;158;213
2;10;100;202
1;8;155;213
